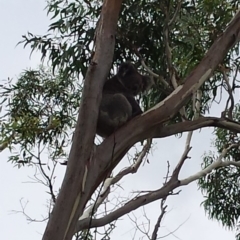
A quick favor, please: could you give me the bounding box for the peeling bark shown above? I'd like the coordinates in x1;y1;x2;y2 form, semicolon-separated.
42;1;123;239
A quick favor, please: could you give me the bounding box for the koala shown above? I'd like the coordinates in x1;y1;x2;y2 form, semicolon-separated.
96;62;153;138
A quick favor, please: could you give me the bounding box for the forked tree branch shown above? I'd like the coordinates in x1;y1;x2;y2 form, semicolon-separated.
77;8;240;230
79;139;151;221
76;180;179;231
76;144;240;231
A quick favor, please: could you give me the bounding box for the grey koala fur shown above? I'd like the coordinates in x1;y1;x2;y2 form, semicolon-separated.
97;62;153;138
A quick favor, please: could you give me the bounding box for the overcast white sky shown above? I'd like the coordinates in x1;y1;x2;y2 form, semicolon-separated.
0;1;237;240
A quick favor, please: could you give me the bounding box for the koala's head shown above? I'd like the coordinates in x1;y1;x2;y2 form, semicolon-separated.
117;62;153;95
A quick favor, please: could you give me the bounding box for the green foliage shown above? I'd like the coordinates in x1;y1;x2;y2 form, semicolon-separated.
0;66;82;166
199;104;240;239
199;154;240;228
19;0;239;118
20;0;100;76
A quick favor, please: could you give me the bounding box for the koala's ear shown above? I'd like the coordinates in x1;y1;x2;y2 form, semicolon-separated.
118;62;135;77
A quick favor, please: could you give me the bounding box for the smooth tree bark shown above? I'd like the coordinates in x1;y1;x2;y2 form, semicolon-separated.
43;3;240;239
43;0;123;239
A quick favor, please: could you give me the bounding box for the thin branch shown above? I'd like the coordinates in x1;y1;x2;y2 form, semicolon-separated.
171;89;202;178
140;59;169;88
76;142;240;232
133;47;169;88
76;180;178;231
128;209;151;239
168;0;182;28
151;117;240;139
112;139;152;184
180;144;240;185
151;198;167;240
171;146;192;180
11;198;48;223
79;140;152;221
27;142;57;203
160;215;190;239
220;66;234;119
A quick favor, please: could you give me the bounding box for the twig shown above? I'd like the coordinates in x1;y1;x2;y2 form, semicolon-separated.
180;144;240;185
168;0;182;28
220;66;234;119
171;90;202;180
151;198;167;240
79;140;152;221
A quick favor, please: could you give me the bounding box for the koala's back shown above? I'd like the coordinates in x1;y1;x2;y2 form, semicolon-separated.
103;76;127;94
97;93;132;137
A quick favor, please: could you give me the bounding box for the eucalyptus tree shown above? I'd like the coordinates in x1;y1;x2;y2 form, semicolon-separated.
1;0;240;239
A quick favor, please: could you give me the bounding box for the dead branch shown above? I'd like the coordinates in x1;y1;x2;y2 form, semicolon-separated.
78;140;152;227
76;144;240;232
11;198;48;223
151;199;167;240
76;180;178;231
171;146;192;181
128;208;151;239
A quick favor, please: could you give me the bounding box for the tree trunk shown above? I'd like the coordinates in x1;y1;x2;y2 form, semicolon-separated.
42;1;123;239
